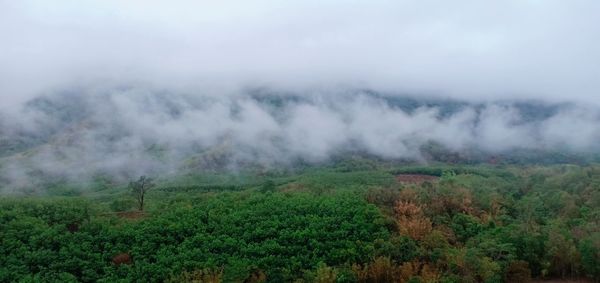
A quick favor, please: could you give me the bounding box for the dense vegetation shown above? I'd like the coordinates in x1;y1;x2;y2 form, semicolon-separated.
1;161;599;282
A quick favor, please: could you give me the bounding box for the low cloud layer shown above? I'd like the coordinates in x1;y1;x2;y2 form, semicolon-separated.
1;1;600;191
1;88;600;192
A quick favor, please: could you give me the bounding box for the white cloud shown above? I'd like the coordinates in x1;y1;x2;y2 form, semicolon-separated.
1;0;599;108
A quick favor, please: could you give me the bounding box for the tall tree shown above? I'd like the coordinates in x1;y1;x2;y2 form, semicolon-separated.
129;176;155;211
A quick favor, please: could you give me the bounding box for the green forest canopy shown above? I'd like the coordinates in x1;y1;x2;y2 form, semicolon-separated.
1;163;599;282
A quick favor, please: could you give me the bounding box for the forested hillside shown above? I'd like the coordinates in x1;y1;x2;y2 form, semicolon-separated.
2;91;598;195
2;162;599;282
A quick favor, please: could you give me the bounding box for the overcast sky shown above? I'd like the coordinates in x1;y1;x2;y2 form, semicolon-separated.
1;0;599;107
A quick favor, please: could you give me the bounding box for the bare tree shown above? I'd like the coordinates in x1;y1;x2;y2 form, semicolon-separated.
129;176;155;211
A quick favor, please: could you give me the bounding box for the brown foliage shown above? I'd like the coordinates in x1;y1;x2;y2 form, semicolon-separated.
167;268;224;283
420;263;442;283
428;187;474;216
394;201;422;217
395;174;438;184
244;269;267;283
112;253;132;266
394;201;432;240
397;217;433;241
398;261;419;282
398;188;418;203
352;257;401;283
352;258;441;283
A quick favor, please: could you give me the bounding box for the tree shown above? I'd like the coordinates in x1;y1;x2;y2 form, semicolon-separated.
394;200;432;240
579;234;600;280
545;226;580;278
129;176;155;211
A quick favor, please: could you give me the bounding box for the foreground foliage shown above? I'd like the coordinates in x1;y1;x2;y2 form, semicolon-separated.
1;163;600;282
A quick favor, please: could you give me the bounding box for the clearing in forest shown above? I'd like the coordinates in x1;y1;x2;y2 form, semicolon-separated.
395;174;439;184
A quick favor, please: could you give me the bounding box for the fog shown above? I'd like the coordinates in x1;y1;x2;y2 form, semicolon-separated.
1;1;600;191
2;1;600;106
1;88;599;192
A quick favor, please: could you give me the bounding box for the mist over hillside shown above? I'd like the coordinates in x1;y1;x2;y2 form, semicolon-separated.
1;87;599;192
2;1;600;192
